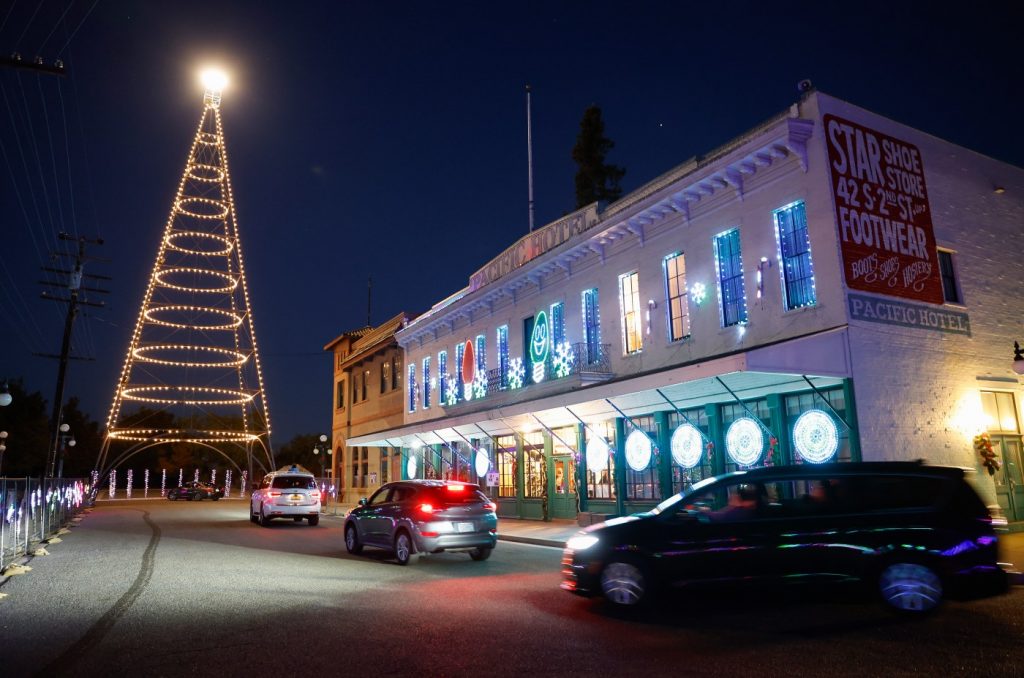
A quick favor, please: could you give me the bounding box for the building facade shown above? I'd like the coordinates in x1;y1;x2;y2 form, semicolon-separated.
347;91;1024;524
325;313;408;505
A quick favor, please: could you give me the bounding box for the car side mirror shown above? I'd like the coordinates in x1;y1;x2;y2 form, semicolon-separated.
358;498;368;506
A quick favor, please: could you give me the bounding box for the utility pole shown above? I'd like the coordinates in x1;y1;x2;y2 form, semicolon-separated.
38;232;109;477
526;84;535;233
0;53;67;77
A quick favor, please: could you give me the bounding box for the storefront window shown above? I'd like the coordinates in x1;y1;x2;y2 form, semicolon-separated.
523;432;545;498
785;390;851;464
625;415;660;501
722;400;771;470
585;421;616;500
495;435;517;498
668;409;712;494
441;442;470;481
551;426;577;496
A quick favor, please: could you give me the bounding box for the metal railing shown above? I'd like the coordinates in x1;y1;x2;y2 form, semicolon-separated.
0;477;88;571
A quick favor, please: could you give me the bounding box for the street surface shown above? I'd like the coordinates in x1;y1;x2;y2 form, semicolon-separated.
1;500;1022;677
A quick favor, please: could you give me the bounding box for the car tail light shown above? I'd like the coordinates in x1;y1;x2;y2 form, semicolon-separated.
446;484;465;492
420;531;439;537
418;503;435;514
268;491;281;497
310;490;321;499
483;502;497;512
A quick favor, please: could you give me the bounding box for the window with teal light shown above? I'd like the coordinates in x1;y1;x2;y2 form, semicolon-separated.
438;350;448;403
550;302;565;347
582;288;600;364
774;201;816;310
455;342;465;393
497;325;509;387
663;252;690;341
714;229;747;327
476;335;486;372
422;356;431;409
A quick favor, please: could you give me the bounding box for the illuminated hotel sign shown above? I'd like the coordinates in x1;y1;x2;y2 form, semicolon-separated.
824;115;943;305
468;204;600;292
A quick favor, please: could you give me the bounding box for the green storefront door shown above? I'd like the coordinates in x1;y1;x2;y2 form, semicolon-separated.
550;455;577;519
994;436;1024;523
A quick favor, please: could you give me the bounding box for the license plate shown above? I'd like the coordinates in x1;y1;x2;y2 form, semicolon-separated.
456;522;474;533
291;494;303;501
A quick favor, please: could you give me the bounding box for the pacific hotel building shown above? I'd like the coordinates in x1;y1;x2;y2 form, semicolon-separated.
343;90;1024;525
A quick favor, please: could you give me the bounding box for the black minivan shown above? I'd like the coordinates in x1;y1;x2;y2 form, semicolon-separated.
561;462;1006;613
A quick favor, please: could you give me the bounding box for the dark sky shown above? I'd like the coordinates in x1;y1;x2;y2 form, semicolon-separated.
2;0;1022;448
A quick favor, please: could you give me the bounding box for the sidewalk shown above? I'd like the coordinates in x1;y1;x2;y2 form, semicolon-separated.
496;518;580;548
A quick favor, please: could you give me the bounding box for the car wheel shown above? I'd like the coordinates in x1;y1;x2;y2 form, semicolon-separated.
259;505;272;527
249;507;258;524
168;494;176;501
394;531;415;566
345;524;363;554
879;562;943;613
293;517;303;523
469;546;492;561
308;515;320;527
212;496;220;502
600;559;648;607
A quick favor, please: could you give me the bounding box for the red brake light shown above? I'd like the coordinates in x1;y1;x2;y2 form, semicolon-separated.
268;491;281;497
483;502;497;512
310;490;321;499
418;503;435;514
447;484;465;492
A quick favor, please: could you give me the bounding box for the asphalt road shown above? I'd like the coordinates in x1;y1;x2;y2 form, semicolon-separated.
1;500;1022;677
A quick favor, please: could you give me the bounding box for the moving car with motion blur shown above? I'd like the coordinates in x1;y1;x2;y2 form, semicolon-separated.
250;466;321;526
561;462;1007;613
167;481;224;501
344;480;498;565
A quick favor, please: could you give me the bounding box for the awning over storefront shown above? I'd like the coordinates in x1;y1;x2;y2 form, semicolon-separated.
348;327;851;448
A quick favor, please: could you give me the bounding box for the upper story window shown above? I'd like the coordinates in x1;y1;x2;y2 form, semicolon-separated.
455;342;465;391
363;369;370;401
407;363;417;413
392;355;401;391
938;249;961;304
497;326;509;388
381;360;391;393
774;201;816;310
618;271;642;354
336;380;345;410
438;350;448;403
663;252;690;341
714;229;748;327
422;356;431;409
550;302;565;347
352;371;362;404
582;288;601;364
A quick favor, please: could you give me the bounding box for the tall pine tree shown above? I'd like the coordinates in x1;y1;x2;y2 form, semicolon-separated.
572;105;625;209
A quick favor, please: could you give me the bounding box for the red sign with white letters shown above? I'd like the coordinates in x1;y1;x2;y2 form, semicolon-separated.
823;114;943;304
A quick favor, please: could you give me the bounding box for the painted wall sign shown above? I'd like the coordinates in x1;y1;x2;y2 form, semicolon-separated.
848;293;971;336
468;204;600;292
824;115;943;305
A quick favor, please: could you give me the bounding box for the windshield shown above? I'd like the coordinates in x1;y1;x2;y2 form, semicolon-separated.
272;476;316;490
650;474;735;515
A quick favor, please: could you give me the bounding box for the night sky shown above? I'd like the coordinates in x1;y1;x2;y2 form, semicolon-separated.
2;1;1022;449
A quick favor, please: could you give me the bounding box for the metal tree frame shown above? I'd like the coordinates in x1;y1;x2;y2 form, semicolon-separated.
94;79;274;488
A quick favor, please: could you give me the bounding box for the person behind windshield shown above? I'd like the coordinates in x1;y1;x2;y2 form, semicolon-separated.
714;484;759;521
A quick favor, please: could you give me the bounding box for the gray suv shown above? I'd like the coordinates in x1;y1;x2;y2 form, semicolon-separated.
344;480;498;565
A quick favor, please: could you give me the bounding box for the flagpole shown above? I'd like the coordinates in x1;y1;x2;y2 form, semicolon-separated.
526;84;535;233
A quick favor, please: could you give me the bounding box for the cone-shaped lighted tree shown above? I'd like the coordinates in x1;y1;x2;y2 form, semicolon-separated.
96;70;273;480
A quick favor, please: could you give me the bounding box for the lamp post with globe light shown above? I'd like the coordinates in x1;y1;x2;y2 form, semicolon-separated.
0;431;8;476
0;382;10;477
56;423;76;479
313;434;332;480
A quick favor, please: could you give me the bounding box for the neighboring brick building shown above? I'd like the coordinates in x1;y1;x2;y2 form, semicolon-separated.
345;90;1024;524
324;313;408;505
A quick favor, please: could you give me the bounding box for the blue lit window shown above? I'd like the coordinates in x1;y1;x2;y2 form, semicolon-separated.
407;364;417;413
476;335;486;373
497;325;509;388
582;288;601;364
774;202;816;310
714;229;747;327
663;252;690;341
550;302;565;347
455;342;465;396
438;351;448;403
422;357;431;409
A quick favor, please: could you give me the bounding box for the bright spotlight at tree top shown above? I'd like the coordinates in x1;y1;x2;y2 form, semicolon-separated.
201;68;228;106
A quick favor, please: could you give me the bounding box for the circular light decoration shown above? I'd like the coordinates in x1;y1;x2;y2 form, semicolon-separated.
165;231;233;256
474;449;490;478
625;430;652;471
726;417;764;466
186;163;226;183
792;409;839;463
670;424;703;468
585;436;610;473
175;196;229;220
154;267;238;293
406;454;418;479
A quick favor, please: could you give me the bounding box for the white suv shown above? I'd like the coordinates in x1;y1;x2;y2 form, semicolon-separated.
250;466;321;526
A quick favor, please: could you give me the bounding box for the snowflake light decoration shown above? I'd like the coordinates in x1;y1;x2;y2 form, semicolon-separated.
508;357;525;389
691;282;707;306
472;369;487;399
446;375;459;406
553;341;575;378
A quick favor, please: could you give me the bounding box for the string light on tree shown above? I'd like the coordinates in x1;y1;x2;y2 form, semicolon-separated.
109;470;116;499
240;470;247;496
225;470;232;497
161;469;167;497
126;469;134;499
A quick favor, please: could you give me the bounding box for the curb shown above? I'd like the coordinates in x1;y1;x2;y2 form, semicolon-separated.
497;534;565;548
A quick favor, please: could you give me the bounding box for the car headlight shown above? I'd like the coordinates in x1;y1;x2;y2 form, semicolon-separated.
566;535;599;551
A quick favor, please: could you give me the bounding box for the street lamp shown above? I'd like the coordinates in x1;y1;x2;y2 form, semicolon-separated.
1014;341;1024;376
312;434;332;479
56;423;76;479
0;430;7;475
0;381;11;407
